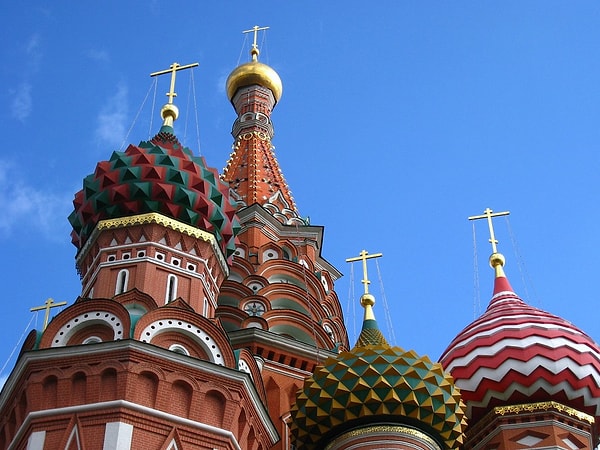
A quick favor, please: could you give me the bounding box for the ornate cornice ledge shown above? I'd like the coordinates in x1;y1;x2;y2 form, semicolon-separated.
77;212;229;276
494;401;594;424
325;424;440;450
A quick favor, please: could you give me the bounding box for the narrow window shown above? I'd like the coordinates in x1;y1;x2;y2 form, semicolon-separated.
166;275;178;303
115;269;129;295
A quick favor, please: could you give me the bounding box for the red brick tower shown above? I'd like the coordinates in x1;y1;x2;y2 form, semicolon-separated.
0;62;278;450
219;29;348;449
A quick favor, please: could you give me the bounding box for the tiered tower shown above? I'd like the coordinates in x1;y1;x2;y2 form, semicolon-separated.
218;27;349;449
440;209;600;449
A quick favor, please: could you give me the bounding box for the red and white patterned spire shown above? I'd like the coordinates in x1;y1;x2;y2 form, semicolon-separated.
440;210;600;429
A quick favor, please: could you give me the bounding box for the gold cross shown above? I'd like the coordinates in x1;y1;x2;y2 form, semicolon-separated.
150;62;199;105
243;25;269;51
30;298;67;331
468;208;510;254
243;25;269;61
346;250;383;294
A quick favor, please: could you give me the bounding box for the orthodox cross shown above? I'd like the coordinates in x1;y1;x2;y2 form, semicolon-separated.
346;250;383;294
30;298;67;331
468;208;510;254
150;62;199;105
243;25;269;52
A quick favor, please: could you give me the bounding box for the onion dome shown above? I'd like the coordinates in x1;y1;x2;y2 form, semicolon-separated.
226;45;282;103
290;292;466;450
440;252;600;425
68;124;240;259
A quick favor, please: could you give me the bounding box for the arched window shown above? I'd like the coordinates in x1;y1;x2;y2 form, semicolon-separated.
169;344;190;356
115;269;129;295
165;274;178;303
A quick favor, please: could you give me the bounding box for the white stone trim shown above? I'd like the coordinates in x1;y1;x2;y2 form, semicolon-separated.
10;401;242;450
26;431;45;450
103;422;133;450
51;311;124;347
140;320;224;365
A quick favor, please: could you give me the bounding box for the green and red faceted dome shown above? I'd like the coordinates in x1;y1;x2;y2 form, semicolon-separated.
440;265;600;425
69;125;240;259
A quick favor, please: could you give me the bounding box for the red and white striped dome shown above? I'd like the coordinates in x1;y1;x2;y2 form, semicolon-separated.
440;258;600;424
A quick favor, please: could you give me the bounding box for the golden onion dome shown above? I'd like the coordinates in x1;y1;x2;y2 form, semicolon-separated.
226;48;283;103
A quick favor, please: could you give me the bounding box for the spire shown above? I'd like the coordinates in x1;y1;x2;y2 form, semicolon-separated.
150;62;199;128
346;250;388;347
468;208;515;296
223;27;303;225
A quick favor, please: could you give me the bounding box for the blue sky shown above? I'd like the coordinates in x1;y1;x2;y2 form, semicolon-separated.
1;2;600;380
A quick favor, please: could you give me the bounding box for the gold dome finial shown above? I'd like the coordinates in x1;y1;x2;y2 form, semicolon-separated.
226;26;283;103
150;62;199;127
489;252;507;278
468;207;511;278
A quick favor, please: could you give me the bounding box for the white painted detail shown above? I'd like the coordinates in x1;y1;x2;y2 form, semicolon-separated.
65;425;82;450
165;274;178;303
516;434;543;446
52;312;124;347
26;431;45;450
563;437;580;450
238;359;252;379
140;320;224;365
115;269;129;295
169;344;190;356
103;422;133;450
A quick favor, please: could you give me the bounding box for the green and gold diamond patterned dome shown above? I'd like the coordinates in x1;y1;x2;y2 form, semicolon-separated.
290;293;467;449
69;108;240;260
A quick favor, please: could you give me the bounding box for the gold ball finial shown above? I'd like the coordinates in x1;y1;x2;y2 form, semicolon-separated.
160;104;179;127
360;293;376;308
489;252;505;268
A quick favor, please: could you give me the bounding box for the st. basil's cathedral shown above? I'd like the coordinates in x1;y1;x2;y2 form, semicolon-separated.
1;28;600;450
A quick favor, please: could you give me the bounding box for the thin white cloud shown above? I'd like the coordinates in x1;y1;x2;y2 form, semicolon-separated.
95;83;129;148
85;49;110;64
0;160;72;240
25;33;42;72
11;83;32;121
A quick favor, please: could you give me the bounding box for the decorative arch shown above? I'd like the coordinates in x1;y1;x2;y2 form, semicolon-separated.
100;367;118;402
136;370;159;408
171;380;193;418
51;311;125;347
202;390;226;428
42;375;58;409
115;268;129;295
39;298;131;349
139;319;224;364
133;307;236;368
